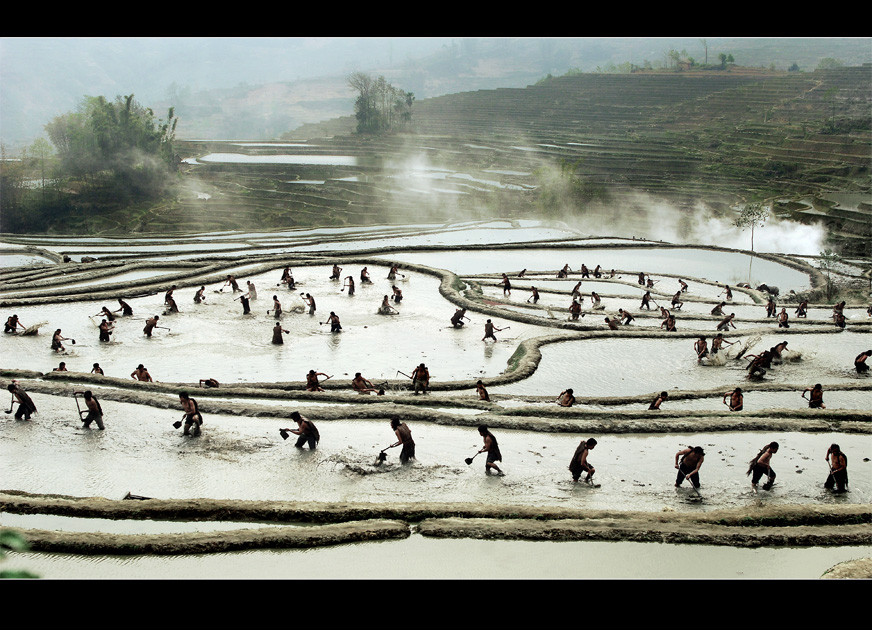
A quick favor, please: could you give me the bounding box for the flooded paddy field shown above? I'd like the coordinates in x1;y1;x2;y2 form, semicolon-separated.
1;220;870;579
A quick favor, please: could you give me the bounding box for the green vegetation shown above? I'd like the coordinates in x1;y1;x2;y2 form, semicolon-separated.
347;72;414;134
0;530;38;579
1;94;178;233
817;248;842;301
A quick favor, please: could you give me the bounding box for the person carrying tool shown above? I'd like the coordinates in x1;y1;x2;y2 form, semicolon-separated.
824;444;848;493
482;319;504;342
477;425;504;476
674;446;705;489
306;370;330;392
411;363;430;395
747;442;779;491
284;411;319;450
388;417;416;464
178;391;203;437
724;387;744;411
451;308;469;328
569;438;597;483
74;390;104;430
6;382;37;420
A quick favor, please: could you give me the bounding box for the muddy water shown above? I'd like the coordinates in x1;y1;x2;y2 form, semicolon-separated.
2;220;870;578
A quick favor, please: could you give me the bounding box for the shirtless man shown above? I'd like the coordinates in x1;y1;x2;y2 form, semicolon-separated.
4;315;25;334
716;313;736;331
795;299;808;318
640;291;652;310
569;299;582;321
618;309;635;325
98;319;114;342
590;292;602;309
143;315;160;337
7;383;37;420
637;272;646;286
557;388;576;407
164;285;177;305
199;378;220;388
678;279;688;293
272;322;289;344
593;265;602;278
75;390;104;430
387;264;400;281
802;383;826;409
53;362;68;372
832;301;846;320
674;446;704;488
391;285;403;303
91;363;104;375
710;333;734;354
178;391;203;437
694;336;708;363
379;296;398;315
51;329;70;352
280;267;295;290
411;363;430;395
659;306;670;320
115;298;134;316
165;296;179;314
330;264;342;280
571;281;583;299
343;276;355;296
270;296;283;319
646;277;655;289
770;341;789;360
96;306;116;322
477;425;504;476
604;316;619;331
305;370;330;392
648;391;668;410
360;267;372;284
131;364;153;382
451;308;469;328
482;319;504;342
501;273;511;297
225;275;241;293
711;302;726;317
661;315;677;332
854;349;872;374
284;411;319;449
517;269;527;278
351;372;379;394
580;264;590;279
326;311;342;333
765;297;777;318
748;442;779;491
528;286;540;304
834;312;846;329
722;285;733;301
724;387;743;411
388;417;415;464
569;438;597;483
476;380;490;402
671;291;683;310
302;293;316;315
825;444;848;493
194;286;206;304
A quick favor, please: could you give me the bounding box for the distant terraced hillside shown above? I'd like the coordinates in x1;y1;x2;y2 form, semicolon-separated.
170;67;869;253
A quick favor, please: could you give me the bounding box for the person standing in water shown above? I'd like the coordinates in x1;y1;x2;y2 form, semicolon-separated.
74;390;104;430
326;311;342;333
747;442;779;491
802;384;826;409
648;391;669;410
4;314;25;334
343;276;356;296
51;329;70;352
270;295;283;319
388;417;415;464
143;315;160;337
477;425;504;476
824;444;848;493
476;380;490;402
194;286;206;304
178;391;203;437
131;364;153;382
724;387;744;411
482;319;504;342
272;322;289;344
411;363;430;395
7;382;37;420
302;293;316;315
674;446;704;489
854;349;872;374
569;438;597;483
284;411;319;450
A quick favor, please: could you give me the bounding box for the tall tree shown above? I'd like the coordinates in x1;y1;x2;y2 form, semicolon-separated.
735;203;770;283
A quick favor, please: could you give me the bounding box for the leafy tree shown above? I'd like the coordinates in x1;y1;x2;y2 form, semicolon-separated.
735;203;770;283
1;529;38;579
44;94;178;201
817;249;841;301
816;58;844;70
347;72;413;134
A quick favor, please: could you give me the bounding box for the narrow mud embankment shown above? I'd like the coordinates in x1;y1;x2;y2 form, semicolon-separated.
2;491;869;554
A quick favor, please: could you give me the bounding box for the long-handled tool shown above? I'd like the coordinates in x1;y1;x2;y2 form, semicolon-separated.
465;451;482;465
397;370;412;379
5;394;14;414
73;392;87;420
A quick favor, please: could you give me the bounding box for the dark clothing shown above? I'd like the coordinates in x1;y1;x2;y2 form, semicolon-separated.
11;387;37;420
751;463;775;487
568;444;592;482
825;455;848;492
294;420;319;449
675;462;700;488
240;296;250;314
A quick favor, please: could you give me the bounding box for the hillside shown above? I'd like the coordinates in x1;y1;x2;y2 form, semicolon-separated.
165;66;870;255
